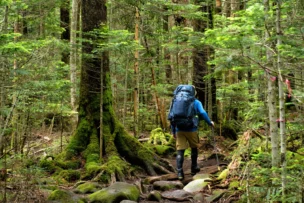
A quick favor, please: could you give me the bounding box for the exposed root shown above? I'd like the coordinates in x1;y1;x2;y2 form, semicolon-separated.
152;162;173;174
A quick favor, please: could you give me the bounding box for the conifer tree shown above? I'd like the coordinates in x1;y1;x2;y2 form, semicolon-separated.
66;0;174;180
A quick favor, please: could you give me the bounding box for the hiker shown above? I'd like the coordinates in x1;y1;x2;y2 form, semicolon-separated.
168;85;214;180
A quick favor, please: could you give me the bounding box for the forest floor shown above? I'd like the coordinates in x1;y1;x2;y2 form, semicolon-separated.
136;132;235;203
1;128;237;203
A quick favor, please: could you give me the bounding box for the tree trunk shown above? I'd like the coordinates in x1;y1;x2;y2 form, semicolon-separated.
223;0;231;17
70;0;79;124
60;0;70;48
163;6;172;84
66;0;174;182
0;5;9;156
151;65;167;130
133;7;140;137
11;18;20;153
264;0;280;168
193;0;217;122
276;0;286;199
231;0;240;16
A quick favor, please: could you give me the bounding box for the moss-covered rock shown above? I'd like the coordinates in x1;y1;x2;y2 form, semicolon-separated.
56;160;81;170
58;169;81;182
38;177;58;191
47;189;73;202
74;181;101;194
88;182;140;203
221;123;238;140
149;128;171;145
39;159;57;174
147;190;162;201
183;179;210;193
153;180;183;191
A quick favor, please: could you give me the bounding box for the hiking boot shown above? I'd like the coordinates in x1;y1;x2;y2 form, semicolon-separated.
177;169;184;180
191;165;200;176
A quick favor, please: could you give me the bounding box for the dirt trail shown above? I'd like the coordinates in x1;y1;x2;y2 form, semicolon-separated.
136;135;233;202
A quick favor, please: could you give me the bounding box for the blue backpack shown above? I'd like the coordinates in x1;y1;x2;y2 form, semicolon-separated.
168;85;197;129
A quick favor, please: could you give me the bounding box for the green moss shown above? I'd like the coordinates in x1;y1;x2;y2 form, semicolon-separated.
84;129;100;163
167;134;176;147
88;182;139;203
74;182;100;194
39;159;57;174
59;169;81;182
102;155;130;181
149;128;170;145
47;189;72;201
84;162;101;179
66;119;91;158
229;180;239;189
56;160;81;170
153;145;175;156
77;199;88;203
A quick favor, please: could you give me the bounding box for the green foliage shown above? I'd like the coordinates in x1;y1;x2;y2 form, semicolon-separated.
0;0;303;202
148;128;172;145
243;149;304;202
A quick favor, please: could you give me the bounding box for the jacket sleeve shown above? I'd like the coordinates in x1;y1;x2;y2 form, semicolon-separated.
195;99;212;126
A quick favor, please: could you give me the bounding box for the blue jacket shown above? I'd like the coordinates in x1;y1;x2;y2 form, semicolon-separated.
171;99;212;135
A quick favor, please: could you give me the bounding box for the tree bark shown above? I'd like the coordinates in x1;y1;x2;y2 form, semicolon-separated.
151;65;167;130
66;0;174;181
223;0;231;17
11;18;20;153
163;6;172;83
133;7;140;137
70;0;79;122
193;0;217;121
60;0;70;46
0;5;9;156
276;0;286;199
264;0;280;168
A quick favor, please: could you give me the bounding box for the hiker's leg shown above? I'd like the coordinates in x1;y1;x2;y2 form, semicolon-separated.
187;131;200;175
176;149;185;180
176;132;187;180
191;147;200;175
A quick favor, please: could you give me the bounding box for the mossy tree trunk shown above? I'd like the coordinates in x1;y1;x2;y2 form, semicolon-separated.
65;0;174;182
193;0;217;122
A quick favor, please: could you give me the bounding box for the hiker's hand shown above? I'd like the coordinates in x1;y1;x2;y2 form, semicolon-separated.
210;121;215;128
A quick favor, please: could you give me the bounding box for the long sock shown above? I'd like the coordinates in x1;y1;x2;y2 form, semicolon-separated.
191;148;200;175
176;150;185;170
191;148;198;167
